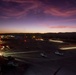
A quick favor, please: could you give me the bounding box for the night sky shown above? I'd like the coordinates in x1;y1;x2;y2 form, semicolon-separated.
0;0;76;33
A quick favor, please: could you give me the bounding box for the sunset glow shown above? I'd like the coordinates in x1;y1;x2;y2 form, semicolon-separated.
0;0;76;33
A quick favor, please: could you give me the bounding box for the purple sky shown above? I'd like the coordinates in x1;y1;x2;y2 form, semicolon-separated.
0;0;76;33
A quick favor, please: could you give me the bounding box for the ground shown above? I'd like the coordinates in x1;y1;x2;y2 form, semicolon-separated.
0;39;76;75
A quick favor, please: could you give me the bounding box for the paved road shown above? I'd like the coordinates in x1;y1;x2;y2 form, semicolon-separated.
1;40;76;75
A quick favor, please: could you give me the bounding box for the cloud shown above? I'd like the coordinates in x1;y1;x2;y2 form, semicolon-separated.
0;0;41;18
2;0;38;3
0;0;76;18
44;7;76;17
48;25;76;28
41;0;76;17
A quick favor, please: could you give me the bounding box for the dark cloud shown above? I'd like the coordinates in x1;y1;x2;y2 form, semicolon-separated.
0;0;76;18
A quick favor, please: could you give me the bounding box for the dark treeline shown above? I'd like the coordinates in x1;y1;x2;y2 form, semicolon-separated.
41;32;76;43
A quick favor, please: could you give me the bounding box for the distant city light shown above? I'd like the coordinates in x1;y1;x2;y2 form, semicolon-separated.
32;36;36;39
49;39;64;43
10;35;15;37
24;40;26;42
1;35;4;38
0;40;2;43
36;38;44;41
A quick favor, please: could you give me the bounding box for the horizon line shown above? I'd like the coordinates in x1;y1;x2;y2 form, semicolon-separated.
0;32;76;34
